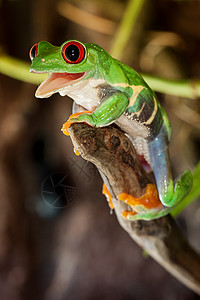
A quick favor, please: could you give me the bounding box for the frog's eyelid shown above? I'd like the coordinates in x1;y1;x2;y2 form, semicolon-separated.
29;43;38;61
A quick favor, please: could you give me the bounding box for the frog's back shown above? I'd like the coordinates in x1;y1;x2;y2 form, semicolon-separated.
89;45;167;142
111;60;164;141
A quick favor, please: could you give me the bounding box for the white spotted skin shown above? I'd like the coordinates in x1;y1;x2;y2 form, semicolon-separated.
115;115;150;162
59;78;105;111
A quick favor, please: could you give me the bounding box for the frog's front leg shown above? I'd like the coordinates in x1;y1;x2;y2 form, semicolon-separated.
62;91;129;134
148;124;192;208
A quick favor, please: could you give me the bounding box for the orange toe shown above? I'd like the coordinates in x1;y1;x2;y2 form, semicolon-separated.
102;183;114;209
122;210;137;219
62;111;92;136
118;184;162;210
62;121;71;136
74;148;80;156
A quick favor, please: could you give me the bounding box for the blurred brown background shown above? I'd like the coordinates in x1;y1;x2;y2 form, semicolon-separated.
0;0;200;299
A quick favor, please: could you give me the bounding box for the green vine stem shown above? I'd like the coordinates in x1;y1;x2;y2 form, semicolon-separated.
171;161;200;217
143;75;200;100
0;54;199;99
0;54;47;84
110;0;146;60
109;0;200;99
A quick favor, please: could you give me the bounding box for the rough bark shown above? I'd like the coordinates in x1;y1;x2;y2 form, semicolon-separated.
67;123;200;295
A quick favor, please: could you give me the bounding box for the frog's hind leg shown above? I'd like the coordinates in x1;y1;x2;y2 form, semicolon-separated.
148;125;192;208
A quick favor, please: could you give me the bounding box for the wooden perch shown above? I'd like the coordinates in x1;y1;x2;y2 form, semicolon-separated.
67;123;200;295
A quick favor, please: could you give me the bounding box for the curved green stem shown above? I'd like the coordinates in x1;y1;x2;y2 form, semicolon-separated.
0;54;47;84
109;0;200;99
0;54;200;99
110;0;146;59
171;161;200;217
143;74;200;100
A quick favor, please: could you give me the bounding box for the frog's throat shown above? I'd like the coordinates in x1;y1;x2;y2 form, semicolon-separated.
35;72;87;98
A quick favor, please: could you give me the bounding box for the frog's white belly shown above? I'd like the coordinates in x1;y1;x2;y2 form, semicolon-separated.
59;78;105;111
130;136;149;163
115;114;150;162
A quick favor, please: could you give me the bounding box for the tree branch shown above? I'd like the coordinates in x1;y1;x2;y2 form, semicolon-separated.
67;123;200;295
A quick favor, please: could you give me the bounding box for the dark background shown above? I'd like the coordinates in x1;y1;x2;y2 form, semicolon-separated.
0;0;200;299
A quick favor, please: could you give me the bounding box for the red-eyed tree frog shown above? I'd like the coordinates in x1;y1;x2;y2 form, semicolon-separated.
29;40;192;220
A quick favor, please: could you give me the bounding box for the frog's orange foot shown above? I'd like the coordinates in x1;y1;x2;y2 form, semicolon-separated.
102;183;114;210
62;110;92;136
122;210;137;219
118;184;162;210
74;148;80;156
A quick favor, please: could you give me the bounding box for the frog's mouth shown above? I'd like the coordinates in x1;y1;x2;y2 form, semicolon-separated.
35;72;87;98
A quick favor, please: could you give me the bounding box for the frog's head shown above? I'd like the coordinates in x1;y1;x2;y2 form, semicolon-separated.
29;40;105;98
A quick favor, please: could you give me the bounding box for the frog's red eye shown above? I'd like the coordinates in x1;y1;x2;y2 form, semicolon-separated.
62;41;86;64
29;43;38;61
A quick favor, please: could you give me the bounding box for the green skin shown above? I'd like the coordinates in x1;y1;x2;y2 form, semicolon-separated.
30;40;193;220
